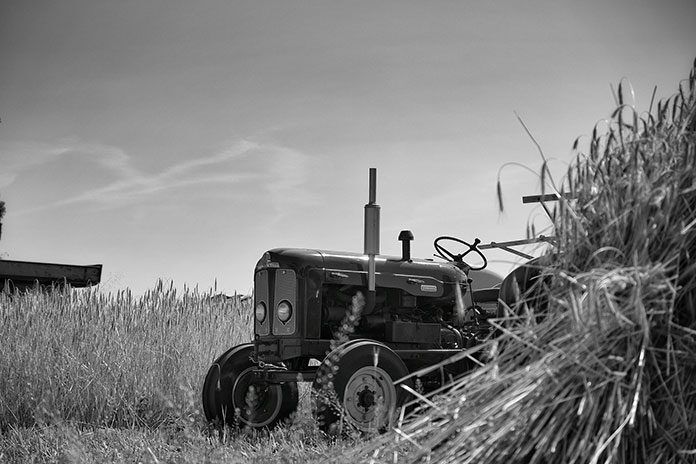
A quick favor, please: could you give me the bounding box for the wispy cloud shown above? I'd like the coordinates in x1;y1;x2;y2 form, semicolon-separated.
0;140;140;188
1;142;70;189
52;139;259;207
4;137;315;218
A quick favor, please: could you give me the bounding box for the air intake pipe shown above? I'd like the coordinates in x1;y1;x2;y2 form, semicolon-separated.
399;230;414;261
364;168;380;313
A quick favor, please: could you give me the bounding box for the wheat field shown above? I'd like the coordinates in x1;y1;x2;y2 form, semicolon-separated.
0;282;364;463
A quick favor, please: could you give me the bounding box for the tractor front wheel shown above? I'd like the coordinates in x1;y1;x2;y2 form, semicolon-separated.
202;344;298;429
312;340;411;434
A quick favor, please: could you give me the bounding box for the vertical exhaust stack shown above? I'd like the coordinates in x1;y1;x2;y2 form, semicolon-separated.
364;168;380;313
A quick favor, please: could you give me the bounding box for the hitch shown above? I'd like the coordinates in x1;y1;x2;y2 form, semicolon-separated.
251;367;317;383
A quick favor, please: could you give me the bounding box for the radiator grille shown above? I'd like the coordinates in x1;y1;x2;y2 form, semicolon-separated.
272;269;296;335
254;270;270;336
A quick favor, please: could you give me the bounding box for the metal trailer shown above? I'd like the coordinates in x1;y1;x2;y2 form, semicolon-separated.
0;259;102;291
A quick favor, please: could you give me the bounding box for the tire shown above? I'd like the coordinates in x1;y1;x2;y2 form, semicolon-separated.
497;258;547;319
202;343;299;429
312;340;411;434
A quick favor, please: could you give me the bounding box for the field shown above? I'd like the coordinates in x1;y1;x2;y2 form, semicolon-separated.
0;283;358;463
2;61;695;463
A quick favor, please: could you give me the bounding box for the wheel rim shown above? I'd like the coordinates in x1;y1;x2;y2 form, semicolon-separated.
231;367;283;427
343;366;397;431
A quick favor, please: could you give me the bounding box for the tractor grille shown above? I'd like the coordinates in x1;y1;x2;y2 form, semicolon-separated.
272;269;296;335
254;268;297;337
255;269;270;336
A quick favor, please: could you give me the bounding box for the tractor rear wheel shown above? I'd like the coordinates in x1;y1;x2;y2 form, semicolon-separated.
312;340;411;434
202;343;298;429
497;257;547;319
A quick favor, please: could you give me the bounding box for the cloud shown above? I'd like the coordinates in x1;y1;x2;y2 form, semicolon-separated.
0;142;68;189
40;139;259;208
0;140;139;187
4;137;315;218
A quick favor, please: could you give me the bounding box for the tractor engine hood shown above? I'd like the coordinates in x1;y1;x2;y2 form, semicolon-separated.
255;248;501;298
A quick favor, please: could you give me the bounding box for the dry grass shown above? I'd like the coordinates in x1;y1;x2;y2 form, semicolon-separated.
0;413;348;463
0;282;357;463
353;61;696;463
0;281;251;431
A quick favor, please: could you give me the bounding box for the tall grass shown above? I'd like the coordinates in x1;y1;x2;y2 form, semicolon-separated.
0;281;252;430
354;61;696;463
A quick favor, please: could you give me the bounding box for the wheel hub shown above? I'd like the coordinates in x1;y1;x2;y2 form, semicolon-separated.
232;367;283;427
357;385;376;410
343;366;397;431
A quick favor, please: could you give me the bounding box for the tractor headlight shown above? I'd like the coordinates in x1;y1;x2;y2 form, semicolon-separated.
277;300;293;323
255;302;267;323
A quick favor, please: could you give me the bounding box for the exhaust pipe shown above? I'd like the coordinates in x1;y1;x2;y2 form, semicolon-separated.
364;168;380;313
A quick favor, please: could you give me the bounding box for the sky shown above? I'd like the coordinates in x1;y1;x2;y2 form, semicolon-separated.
1;0;695;295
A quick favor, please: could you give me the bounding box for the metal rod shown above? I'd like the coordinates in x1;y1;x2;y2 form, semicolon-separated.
477;235;555;260
368;167;377;204
492;245;533;260
522;192;574;204
368;257;376;292
477;235;555;249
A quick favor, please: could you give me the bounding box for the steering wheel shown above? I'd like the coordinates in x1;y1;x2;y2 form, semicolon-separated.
433;236;488;271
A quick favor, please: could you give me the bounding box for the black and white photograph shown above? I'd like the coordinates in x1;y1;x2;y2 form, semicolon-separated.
1;1;695;462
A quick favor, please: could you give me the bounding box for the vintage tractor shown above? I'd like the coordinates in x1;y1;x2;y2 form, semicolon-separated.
202;169;546;432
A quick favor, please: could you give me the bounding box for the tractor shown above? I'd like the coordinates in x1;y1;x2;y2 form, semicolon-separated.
202;169;548;433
